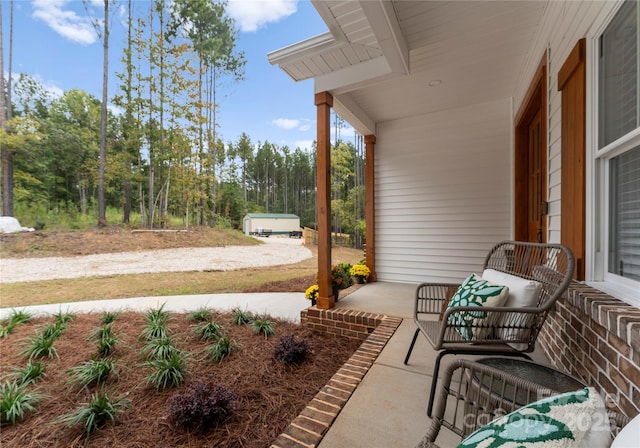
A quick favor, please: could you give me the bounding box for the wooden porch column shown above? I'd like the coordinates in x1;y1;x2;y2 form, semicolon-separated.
364;135;377;282
315;91;334;309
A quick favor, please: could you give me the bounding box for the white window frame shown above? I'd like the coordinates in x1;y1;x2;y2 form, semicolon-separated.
586;0;640;307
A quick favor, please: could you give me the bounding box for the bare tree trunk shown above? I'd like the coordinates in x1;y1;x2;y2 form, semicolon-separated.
97;0;109;226
1;1;15;216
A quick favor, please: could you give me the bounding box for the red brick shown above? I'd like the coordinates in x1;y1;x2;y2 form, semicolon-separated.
270;433;311;448
607;333;631;358
321;385;352;401
583;326;600;348
619;356;640;387
284;423;321;445
294;415;329;437
299;406;334;425
307;398;340;414
598;339;619;364
609;366;630;393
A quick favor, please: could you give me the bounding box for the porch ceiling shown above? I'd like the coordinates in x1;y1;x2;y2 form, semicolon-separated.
268;0;548;135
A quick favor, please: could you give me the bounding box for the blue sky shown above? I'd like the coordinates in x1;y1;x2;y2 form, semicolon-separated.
1;0;340;151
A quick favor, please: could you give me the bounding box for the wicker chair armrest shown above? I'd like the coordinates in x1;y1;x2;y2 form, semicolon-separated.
414;282;460;316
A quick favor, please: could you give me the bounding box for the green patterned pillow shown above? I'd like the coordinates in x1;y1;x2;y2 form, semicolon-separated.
458;387;611;448
447;274;509;340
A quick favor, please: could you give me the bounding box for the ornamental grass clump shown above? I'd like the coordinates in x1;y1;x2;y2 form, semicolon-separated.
145;351;187;390
54;388;130;445
0;309;32;338
90;323;119;357
0;380;43;424
194;321;223;341
100;311;119;325
251;317;275;339
167;377;237;433
230;307;253;325
188;307;211;322
67;358;116;389
273;334;311;365
204;336;237;364
7;361;46;386
22;334;58;361
143;336;179;361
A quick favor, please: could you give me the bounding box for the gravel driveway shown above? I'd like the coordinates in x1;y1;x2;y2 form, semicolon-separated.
0;237;312;284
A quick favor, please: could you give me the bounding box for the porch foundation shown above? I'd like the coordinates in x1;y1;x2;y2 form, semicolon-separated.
539;283;640;417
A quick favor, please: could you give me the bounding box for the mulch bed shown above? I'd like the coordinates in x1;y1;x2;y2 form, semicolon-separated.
0;310;361;447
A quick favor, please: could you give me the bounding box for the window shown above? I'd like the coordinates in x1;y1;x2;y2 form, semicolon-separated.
595;0;640;304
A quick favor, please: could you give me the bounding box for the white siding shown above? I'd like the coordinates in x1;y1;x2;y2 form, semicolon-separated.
375;99;512;284
513;0;618;244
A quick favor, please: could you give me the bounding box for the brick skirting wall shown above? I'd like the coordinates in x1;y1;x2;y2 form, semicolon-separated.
539;283;640;417
271;308;402;447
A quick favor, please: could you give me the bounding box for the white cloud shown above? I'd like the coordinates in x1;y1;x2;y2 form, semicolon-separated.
272;117;312;132
32;0;98;45
227;0;297;33
294;140;314;151
273;118;301;130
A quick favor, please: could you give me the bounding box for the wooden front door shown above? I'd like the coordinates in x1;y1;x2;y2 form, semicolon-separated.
515;55;547;244
527;109;545;243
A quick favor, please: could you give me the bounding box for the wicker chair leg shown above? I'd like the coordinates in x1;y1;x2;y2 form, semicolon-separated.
427;350;449;417
404;327;421;365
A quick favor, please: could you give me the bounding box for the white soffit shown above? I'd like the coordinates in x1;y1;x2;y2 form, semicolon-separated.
267;0;408;90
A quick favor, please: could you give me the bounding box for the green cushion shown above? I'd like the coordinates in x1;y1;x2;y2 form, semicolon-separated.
447;273;509;340
457;387;611;447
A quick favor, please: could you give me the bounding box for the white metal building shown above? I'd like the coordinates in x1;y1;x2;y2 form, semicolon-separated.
242;213;301;236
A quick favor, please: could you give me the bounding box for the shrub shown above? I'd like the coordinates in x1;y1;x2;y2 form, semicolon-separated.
145;351;187;389
167;377;237;432
251;317;275;338
67;358;116;388
194;321;223;341
7;361;46;386
55;388;130;444
0;381;42;424
273;334;311;365
230;307;253;325
204;336;237;364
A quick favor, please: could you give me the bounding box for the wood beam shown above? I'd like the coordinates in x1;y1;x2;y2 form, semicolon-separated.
315;91;334;309
365;134;376;282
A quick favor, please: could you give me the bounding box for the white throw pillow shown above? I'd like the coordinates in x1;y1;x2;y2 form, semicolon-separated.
457;387;611;448
446;273;509;340
482;269;542;350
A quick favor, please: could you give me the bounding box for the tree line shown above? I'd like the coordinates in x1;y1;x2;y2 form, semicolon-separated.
0;0;366;241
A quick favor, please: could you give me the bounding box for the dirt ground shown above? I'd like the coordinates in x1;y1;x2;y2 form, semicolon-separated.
0;312;360;447
0;227;360;446
0;226;258;258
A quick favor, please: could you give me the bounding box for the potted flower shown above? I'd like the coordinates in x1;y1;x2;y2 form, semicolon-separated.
331;265;352;300
304;284;319;306
350;264;371;284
